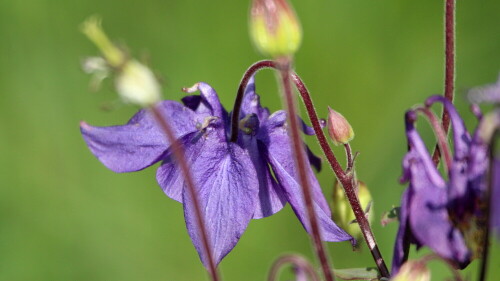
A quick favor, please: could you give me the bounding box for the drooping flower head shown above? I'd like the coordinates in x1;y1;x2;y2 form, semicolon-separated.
392;95;492;274
81;77;353;266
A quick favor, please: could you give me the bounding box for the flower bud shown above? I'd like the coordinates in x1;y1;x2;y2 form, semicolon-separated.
81;17;161;107
115;60;161;107
392;261;430;281
327;107;355;146
249;0;302;58
331;180;373;241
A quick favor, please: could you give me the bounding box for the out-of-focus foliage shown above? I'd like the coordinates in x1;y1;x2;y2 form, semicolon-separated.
0;0;499;280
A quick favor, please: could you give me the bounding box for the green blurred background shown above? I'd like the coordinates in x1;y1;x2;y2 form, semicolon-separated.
1;0;500;280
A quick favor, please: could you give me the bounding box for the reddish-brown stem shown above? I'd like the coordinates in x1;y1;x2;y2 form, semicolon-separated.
279;61;335;281
292;73;390;278
150;106;220;281
432;0;456;164
268;254;321;281
414;107;453;169
230;60;277;142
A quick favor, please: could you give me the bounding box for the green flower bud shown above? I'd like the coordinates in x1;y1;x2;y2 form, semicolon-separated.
392;261;430;281
115;60;161;107
81;17;161;107
331;180;373;241
249;0;302;58
327;107;355;146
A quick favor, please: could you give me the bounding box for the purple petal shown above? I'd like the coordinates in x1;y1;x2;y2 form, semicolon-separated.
262;114;353;243
306;146;322;172
408;179;470;267
391;189;411;275
404;111;446;188
301;118;325;136
80;101;198;173
198;82;228;121
425;96;471;160
247;138;287;219
156;132;201;202
468;111;500;195
260;111;322;172
467;74;500;104
492;158;500;237
183;129;259;266
406;147;470;267
240;76;271;122
181;95;209;115
451;112;495;216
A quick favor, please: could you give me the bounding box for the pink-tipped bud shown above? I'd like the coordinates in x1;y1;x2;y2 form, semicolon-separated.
249;0;302;58
327;107;354;146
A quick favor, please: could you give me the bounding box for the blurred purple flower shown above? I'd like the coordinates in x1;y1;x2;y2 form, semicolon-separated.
467;74;500;105
468;76;500;238
492;158;500;237
80;77;352;266
392;96;492;274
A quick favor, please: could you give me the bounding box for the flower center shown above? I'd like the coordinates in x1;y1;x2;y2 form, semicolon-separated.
450;198;487;259
239;113;260;136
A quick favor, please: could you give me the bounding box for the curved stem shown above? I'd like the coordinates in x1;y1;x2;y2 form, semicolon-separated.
414;107;453;169
150;106;220;281
279;60;335;281
268;254;321;281
432;0;456;164
230;60;276;142
292;73;390;278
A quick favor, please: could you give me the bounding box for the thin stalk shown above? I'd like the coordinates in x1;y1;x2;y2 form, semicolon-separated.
432;0;456;164
414;107;453;169
292;73;390;278
278;60;335;281
344;143;354;171
150;105;220;281
230;60;276;142
478;129;499;281
268;254;320;281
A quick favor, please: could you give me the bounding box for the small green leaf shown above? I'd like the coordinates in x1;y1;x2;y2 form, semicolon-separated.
333;267;380;280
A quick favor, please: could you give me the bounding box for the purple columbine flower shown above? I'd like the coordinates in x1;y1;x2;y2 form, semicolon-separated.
392;95;492;274
80;77;352;266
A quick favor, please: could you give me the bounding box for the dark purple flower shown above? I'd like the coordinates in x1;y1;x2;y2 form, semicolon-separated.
392;96;492;274
80;78;352;266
